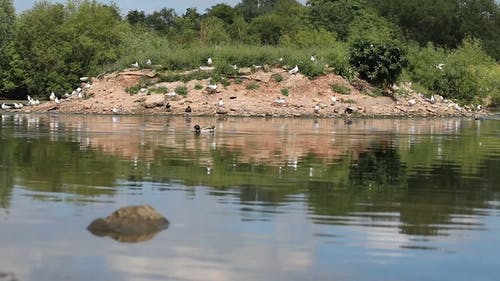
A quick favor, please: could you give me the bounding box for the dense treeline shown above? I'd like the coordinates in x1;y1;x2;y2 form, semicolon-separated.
0;0;498;105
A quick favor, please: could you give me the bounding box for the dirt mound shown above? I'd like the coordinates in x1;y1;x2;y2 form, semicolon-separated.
18;67;487;118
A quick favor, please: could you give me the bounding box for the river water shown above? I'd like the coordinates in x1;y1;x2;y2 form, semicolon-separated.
0;114;499;281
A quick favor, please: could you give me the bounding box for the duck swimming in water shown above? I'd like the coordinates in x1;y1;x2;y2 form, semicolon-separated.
194;124;215;134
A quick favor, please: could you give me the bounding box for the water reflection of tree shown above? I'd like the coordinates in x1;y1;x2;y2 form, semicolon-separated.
401;162;491;236
348;146;407;188
2;115;499;238
0;133;120;208
0;138;16;208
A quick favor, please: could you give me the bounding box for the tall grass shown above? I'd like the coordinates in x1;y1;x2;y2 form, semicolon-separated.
112;30;350;79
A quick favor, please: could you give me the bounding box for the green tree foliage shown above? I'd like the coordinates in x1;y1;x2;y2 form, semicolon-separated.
307;0;361;40
236;0;282;22
406;38;497;103
126;9;146;25
249;13;285;45
173;8;201;45
0;0;15;95
200;17;230;45
205;3;251;42
349;40;407;87
368;0;500;60
126;8;177;34
9;0;127;97
145;8;177;34
279;28;337;48
307;0;401;43
206;3;238;26
249;0;306;45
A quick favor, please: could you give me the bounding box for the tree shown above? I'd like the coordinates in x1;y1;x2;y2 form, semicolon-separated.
172;8;201;45
248;0;306;45
307;0;361;40
349;40;407;87
249;13;286;45
200;17;230;45
145;8;177;34
457;0;500;60
206;3;238;26
236;0;274;22
0;0;15;95
9;0;127;97
126;10;147;26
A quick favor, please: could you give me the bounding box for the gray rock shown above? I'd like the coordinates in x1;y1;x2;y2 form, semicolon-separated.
87;205;169;243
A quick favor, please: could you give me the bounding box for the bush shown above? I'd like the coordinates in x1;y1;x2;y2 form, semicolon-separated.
175;85;188;96
406;38;498;103
331;83;350;95
273;73;283;82
349;39;407;87
149;86;169;94
246;82;260;90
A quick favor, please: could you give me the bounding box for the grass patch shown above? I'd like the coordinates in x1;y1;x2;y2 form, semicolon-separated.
280;88;289;96
362;88;385;97
194;84;203;90
331;83;351;95
273;73;283;82
149;86;169;94
158;70;211;83
246;83;260;90
125;85;141;95
221;78;230;87
125;77;153;95
175;85;188;96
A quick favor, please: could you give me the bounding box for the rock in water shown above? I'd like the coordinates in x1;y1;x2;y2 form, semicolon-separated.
87;205;169;243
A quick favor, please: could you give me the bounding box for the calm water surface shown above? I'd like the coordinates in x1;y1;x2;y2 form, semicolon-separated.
0;114;499;281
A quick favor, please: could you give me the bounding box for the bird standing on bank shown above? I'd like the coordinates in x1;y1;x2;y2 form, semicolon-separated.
314;104;320;114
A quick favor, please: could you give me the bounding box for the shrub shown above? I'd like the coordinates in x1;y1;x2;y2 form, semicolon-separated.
280;88;289;96
149;86;168;94
246;82;260;90
125;85;141;95
125;77;152;94
406;38;498;103
158;70;211;83
349;39;407;87
273;73;283;82
331;83;350;95
175;85;188;96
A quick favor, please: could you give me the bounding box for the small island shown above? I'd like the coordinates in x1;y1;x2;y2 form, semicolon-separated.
0;0;498;118
18;67;489;118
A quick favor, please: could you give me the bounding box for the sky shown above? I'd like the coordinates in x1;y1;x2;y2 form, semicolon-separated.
14;0;307;14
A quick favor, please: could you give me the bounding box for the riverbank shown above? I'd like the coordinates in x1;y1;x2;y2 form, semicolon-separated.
14;67;488;118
